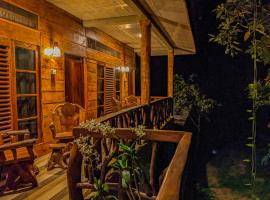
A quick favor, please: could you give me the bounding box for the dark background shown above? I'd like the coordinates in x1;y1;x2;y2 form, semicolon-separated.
135;0;270;148
135;0;270;199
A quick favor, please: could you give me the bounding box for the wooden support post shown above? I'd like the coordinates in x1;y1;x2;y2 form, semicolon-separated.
140;19;151;104
167;49;174;97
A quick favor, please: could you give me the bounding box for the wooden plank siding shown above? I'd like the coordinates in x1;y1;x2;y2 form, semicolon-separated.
0;0;136;150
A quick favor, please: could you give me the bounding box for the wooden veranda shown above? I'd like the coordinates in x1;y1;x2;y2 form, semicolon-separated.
0;0;196;199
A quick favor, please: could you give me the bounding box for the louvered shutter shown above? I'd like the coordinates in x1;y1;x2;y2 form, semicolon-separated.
104;67;114;114
0;43;12;132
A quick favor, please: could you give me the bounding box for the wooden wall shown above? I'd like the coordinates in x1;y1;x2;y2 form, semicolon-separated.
0;0;135;145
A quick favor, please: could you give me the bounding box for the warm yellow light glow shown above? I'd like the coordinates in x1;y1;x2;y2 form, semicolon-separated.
52;46;61;57
44;47;53;56
116;66;130;73
44;43;61;57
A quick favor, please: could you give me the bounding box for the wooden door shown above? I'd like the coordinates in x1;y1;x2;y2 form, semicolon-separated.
65;55;84;107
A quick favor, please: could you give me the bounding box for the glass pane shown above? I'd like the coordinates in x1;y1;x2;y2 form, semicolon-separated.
97;79;104;92
16;72;36;94
18;119;37;138
97;93;104;106
97;65;104;78
116;80;120;92
15;47;35;70
17;96;37;118
98;106;104;117
115;69;120;80
116;92;120;101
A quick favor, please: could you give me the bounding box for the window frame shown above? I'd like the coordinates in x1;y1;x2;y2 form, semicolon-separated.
12;41;41;140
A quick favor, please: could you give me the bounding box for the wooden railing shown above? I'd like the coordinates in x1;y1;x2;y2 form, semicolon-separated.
67;128;192;200
97;97;173;129
149;97;173;129
67;97;191;199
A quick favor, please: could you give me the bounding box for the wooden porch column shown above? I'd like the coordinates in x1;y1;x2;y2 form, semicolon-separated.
167;49;174;97
140;19;151;104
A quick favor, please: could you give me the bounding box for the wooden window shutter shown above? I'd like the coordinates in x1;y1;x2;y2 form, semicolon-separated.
104;67;115;114
0;42;12;132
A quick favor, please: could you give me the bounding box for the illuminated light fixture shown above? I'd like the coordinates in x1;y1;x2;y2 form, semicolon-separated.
116;66;130;72
44;42;61;57
52;45;61;57
123;66;130;72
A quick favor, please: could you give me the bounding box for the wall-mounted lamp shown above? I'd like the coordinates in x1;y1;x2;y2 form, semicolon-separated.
116;66;130;73
44;42;61;57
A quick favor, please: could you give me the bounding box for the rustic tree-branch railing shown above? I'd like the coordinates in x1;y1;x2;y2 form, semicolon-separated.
67;97;191;200
67;128;191;200
96;97;173;129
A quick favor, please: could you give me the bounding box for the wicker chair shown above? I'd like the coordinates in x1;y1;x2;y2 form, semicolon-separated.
48;103;86;170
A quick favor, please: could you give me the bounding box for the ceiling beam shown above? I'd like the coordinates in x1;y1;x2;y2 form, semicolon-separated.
123;0;173;49
123;0;195;54
83;15;140;27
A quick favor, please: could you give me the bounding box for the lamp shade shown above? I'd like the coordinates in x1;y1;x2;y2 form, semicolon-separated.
44;47;53;56
52;46;61;57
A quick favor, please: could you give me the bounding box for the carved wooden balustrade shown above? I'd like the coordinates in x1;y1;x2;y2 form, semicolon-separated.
67;128;192;200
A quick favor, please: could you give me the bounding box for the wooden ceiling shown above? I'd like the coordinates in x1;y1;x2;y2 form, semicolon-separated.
47;0;195;56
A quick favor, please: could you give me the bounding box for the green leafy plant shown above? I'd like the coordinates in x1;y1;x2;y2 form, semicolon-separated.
89;179;118;200
77;121;148;200
210;0;270;192
174;74;216;148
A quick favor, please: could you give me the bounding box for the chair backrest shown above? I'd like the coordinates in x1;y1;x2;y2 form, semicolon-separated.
111;97;121;112
51;103;86;135
125;95;139;107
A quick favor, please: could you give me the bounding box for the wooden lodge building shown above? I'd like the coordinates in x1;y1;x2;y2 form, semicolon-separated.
0;0;196;199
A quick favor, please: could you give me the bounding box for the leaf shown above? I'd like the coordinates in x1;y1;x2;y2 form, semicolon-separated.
246;109;252;113
244;31;251;41
119;143;131;152
103;183;109;193
246;143;254;148
105;195;118;200
122;170;131;185
248;117;255;121
243;159;251;163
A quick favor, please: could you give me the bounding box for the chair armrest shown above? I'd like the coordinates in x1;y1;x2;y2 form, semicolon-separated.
0;139;37;151
6;129;30;140
49;123;56;139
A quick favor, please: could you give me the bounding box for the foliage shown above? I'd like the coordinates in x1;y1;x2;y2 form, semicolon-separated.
174;74;216;116
89;179;118;200
132;125;146;138
209;0;270;64
76;121;147;200
261;144;270;166
79;119;116;136
196;185;217;200
248;81;270;110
